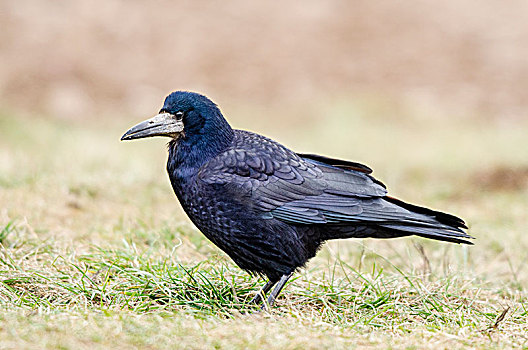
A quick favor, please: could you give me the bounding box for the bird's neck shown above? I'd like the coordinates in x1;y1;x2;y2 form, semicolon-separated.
167;124;234;184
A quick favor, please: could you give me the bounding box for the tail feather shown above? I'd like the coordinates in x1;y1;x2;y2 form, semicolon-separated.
380;223;473;244
323;196;473;244
384;196;468;229
380;196;473;244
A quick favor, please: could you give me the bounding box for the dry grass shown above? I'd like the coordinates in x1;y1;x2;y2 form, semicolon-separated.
1;100;527;348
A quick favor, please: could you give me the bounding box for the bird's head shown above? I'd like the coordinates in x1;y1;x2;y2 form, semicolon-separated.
121;91;230;142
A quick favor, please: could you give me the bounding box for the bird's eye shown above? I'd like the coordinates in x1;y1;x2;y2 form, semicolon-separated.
175;111;184;120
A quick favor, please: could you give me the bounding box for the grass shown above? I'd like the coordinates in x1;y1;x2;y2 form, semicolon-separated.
1;102;528;349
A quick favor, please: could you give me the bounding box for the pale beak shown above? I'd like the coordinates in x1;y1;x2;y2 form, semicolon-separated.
121;113;183;141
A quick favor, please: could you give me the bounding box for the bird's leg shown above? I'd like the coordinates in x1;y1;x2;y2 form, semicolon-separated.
249;279;276;305
261;272;294;311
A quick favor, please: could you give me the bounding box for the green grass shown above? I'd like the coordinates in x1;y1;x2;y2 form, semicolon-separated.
1;104;528;349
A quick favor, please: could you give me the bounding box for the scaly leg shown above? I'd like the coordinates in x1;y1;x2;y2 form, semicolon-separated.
249;279;276;305
261;272;294;310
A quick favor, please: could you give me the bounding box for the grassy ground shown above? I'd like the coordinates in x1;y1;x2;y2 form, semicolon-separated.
1;102;527;349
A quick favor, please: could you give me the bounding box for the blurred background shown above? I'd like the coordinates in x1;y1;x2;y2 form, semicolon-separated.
1;0;528;285
1;0;527;121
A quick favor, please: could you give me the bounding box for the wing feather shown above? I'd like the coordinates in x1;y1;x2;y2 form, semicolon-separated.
197;131;469;241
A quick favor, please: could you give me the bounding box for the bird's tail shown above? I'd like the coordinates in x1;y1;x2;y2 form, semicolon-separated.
378;196;472;244
326;196;473;244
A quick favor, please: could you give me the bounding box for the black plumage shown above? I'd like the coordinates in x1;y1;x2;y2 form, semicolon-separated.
121;91;472;307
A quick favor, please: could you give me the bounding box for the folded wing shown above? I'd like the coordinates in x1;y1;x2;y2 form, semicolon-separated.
199;131;472;244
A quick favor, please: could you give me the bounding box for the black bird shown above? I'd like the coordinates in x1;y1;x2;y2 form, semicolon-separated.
121;91;472;308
